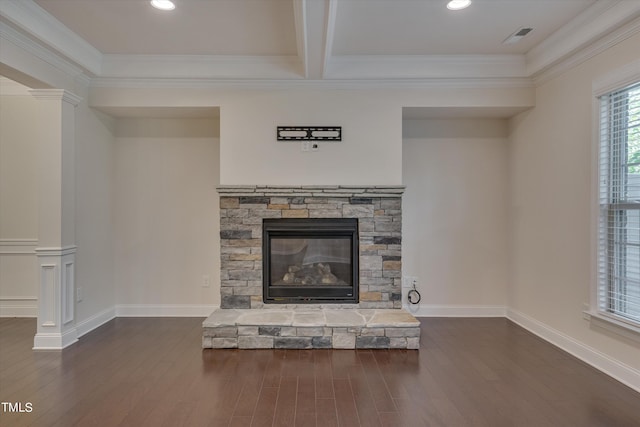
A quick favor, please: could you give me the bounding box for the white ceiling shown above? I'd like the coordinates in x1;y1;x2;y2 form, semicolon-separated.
33;0;596;57
34;0;299;56
331;0;595;56
2;0;640;118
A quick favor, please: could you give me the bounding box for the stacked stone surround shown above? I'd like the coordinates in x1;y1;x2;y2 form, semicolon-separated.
218;185;404;310
206;185;420;350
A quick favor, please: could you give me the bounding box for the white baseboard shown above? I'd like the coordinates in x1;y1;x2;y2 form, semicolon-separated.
507;308;640;394
0;298;38;317
33;328;78;350
404;304;507;317
115;304;218;317
76;306;116;338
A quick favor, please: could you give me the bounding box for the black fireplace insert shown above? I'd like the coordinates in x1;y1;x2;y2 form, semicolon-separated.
262;218;359;303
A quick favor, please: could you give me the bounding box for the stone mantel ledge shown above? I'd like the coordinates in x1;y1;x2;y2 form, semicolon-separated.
203;308;419;329
217;185;405;198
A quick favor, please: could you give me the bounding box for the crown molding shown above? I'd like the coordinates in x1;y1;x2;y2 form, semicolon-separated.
0;0;102;76
0;21;87;82
526;0;640;77
325;54;528;80
100;54;304;80
533;15;640;86
89;76;533;91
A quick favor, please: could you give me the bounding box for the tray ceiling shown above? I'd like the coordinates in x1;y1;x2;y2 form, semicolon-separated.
1;0;639;82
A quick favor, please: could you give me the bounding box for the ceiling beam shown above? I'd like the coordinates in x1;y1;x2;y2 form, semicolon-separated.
292;0;307;77
295;0;336;79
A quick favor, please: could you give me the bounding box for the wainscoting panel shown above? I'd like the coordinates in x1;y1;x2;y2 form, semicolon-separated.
0;239;38;317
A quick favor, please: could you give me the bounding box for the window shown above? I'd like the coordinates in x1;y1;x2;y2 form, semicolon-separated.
598;81;640;326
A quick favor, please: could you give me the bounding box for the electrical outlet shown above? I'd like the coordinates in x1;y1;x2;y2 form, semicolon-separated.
76;287;83;303
402;276;418;289
301;141;310;152
202;275;210;288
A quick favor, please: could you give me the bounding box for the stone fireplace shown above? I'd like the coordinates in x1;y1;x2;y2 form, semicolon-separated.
203;185;420;349
218;185;404;309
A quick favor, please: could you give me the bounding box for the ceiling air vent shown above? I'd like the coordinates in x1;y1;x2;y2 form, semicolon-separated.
503;27;533;45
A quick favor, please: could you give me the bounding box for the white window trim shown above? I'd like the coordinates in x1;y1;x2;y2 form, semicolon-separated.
584;311;640;345
590;58;640;341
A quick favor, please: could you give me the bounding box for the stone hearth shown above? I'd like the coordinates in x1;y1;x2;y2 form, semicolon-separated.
203;185;420;349
203;308;420;349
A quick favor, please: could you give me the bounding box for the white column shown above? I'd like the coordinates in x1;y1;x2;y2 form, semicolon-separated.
30;89;82;350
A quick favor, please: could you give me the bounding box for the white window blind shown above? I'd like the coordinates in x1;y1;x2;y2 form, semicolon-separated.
598;81;640;325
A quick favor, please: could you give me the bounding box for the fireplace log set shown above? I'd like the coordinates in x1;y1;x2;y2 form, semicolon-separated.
279;262;343;285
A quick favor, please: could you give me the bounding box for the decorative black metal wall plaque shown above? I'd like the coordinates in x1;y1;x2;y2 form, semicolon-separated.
277;126;342;141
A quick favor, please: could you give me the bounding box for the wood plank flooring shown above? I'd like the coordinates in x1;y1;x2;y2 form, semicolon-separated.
1;317;639;426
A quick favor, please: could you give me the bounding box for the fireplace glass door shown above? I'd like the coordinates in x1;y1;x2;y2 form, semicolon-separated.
263;218;358;303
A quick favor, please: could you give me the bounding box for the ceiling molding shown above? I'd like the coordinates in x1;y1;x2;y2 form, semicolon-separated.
325;55;528;80
533;15;640;86
526;0;640;77
89;77;534;91
0;21;86;83
0;0;102;75
100;54;304;80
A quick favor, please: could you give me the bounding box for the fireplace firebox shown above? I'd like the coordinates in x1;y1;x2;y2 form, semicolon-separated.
262;218;359;304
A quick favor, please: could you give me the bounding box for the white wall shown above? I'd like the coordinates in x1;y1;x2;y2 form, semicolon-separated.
509;31;640;376
220;89;402;185
403;119;509;316
74;87;117;330
89;84;534;188
113;118;220;314
0;83;39;316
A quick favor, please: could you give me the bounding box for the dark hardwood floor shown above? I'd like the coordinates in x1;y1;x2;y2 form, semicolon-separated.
1;316;639;427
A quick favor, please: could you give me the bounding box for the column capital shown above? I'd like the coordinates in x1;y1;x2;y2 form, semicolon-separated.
28;89;82;107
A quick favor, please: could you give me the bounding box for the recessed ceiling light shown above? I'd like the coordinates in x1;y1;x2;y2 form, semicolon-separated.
150;0;175;11
447;0;472;10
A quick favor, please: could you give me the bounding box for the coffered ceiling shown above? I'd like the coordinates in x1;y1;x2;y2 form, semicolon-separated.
2;0;640;83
